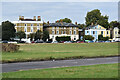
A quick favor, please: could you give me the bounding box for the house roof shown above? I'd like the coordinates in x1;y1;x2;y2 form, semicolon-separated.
44;22;78;27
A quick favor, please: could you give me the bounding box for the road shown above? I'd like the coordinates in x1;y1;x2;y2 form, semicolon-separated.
2;57;118;73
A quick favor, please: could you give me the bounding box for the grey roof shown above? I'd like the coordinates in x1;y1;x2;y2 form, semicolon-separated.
44;22;78;27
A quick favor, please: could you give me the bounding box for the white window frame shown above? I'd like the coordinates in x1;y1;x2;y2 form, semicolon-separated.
57;30;59;34
74;30;76;35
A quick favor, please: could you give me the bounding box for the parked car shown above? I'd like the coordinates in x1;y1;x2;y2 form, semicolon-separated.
88;41;94;43
105;40;111;43
35;40;44;43
52;41;58;43
77;41;84;43
97;40;105;43
64;41;72;43
46;41;52;43
2;41;8;43
59;41;65;43
18;41;26;43
31;41;35;43
8;41;17;44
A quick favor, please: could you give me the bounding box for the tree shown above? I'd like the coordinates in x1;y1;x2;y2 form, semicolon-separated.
16;31;26;41
29;33;35;41
78;24;85;29
42;30;49;42
83;35;94;40
110;21;120;29
34;30;43;41
98;35;109;41
85;9;109;28
55;18;72;23
2;21;16;40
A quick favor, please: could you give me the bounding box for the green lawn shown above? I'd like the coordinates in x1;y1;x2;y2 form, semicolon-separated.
2;42;118;63
2;63;118;78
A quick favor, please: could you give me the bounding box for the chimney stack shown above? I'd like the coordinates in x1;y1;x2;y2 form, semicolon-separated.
33;16;36;21
56;20;59;23
37;16;41;21
21;16;24;20
19;16;21;20
75;22;77;25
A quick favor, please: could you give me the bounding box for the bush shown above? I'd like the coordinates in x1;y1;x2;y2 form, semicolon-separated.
83;35;94;40
56;36;71;42
2;43;20;52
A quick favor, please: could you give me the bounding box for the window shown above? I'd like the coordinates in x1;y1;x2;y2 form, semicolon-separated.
107;31;109;34
57;27;59;29
52;31;54;34
37;24;39;26
74;30;76;34
74;36;76;40
61;31;63;34
93;31;95;34
57;30;59;34
70;27;72;29
74;27;76;29
31;26;33;32
52;27;54;29
61;27;63;29
101;31;103;35
100;27;101;29
115;31;117;34
25;24;27;26
64;31;66;34
87;31;89;33
64;27;66;29
31;24;33;26
70;31;72;34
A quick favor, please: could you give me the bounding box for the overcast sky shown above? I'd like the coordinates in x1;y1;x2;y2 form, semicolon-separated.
1;0;119;24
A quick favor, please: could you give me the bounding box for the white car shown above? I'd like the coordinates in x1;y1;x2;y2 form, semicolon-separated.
52;41;58;43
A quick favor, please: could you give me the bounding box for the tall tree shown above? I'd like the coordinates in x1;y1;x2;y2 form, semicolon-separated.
16;31;26;41
42;30;49;42
2;21;16;40
110;21;120;29
55;18;72;23
34;30;43;41
85;9;109;28
29;33;35;41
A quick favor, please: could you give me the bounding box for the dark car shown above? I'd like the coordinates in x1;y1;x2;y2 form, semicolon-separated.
46;41;52;43
2;41;8;43
18;41;26;43
35;40;44;43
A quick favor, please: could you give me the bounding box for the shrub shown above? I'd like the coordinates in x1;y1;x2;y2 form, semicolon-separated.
2;43;20;52
56;36;71;42
83;35;94;40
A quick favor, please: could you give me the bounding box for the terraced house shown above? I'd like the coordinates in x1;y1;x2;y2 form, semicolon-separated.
12;16;43;38
85;24;110;41
44;22;79;41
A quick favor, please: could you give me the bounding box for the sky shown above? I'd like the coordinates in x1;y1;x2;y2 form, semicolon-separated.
1;0;119;24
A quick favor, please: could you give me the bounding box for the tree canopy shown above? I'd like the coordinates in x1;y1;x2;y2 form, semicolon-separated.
42;30;49;42
16;31;26;41
55;18;72;23
34;30;43;41
85;9;109;28
2;21;16;40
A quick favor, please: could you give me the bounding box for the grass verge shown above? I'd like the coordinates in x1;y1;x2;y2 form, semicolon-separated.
2;63;118;78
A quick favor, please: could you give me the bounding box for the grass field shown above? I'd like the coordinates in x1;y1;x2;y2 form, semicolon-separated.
2;63;118;78
2;42;118;63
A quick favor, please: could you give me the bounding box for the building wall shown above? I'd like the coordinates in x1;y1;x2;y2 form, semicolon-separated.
85;25;110;41
12;21;43;38
46;26;79;41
